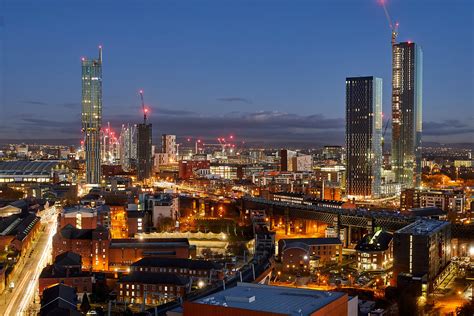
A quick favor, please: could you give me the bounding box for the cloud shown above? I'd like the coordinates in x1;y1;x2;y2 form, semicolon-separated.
2;108;473;147
216;97;252;104
423;119;474;136
22;100;48;106
61;102;81;109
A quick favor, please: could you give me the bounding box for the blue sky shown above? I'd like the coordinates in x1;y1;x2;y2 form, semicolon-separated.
0;0;472;145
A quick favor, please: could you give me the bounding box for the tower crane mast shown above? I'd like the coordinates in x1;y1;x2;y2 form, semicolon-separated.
139;89;148;124
380;0;399;45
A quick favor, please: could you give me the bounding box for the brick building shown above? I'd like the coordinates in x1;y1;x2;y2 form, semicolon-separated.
179;160;210;179
355;230;393;271
130;257;224;284
52;224;110;271
108;238;191;271
278;238;342;271
116;272;190;305
39;252;93;297
0;212;41;256
53;225;192;272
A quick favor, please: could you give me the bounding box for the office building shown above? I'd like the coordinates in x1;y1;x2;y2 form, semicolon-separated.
345;76;382;198
137;123;152;181
393;219;451;293
391;42;423;188
81;46;103;184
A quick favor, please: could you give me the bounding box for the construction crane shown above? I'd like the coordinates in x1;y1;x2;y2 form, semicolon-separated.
139;89;148;124
380;0;399;45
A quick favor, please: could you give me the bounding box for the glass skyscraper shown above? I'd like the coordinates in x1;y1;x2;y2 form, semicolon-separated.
346;76;382;198
81;46;103;184
391;42;423;188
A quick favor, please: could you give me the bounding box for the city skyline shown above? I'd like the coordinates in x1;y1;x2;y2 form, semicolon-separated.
0;0;472;146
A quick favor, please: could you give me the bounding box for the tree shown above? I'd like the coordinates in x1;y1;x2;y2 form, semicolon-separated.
80;293;91;314
156;215;175;232
457;300;474;316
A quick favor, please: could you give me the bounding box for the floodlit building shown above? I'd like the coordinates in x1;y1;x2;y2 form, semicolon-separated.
356;230;393;271
81;46;103;184
345;76;382;198
391;42;423;188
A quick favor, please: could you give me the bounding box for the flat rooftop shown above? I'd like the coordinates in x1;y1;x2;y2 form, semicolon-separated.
396;219;450;235
192;282;346;316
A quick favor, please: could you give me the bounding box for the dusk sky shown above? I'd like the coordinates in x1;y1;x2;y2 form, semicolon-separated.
0;0;472;146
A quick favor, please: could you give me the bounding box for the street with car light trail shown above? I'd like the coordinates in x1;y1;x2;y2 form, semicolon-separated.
0;207;57;316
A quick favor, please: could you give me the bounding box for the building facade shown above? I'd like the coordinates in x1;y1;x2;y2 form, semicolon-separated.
137;123;152;181
119;123;138;172
391;42;423;188
393;219;451;293
345;76;382;198
81;46;103;184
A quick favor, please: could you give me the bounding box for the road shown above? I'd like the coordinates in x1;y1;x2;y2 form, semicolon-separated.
0;207;57;316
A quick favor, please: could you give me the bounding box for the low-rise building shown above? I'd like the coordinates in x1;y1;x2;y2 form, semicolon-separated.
394;219;451;294
0;212;41;256
355;230;393;271
131;257;224;284
52;224;110;271
180;282;357;316
53;224;191;272
39;283;80;316
108;238;192;271
116;271;190;305
60;206;98;230
278;237;342;271
39;252;93;297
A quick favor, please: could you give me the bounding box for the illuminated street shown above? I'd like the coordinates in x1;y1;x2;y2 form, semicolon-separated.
0;208;57;316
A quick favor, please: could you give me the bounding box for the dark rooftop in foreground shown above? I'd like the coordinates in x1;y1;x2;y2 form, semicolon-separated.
191;282;346;316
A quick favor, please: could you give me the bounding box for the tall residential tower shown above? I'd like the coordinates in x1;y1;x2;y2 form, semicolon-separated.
391;42;423;188
81;46;103;184
346;76;382;198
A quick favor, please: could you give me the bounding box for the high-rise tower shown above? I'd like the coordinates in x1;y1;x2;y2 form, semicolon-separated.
136;90;152;181
391;42;423;188
346;76;383;198
81;46;103;184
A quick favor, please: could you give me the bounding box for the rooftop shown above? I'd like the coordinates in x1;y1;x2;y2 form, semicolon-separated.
192;282;346;316
355;230;392;252
279;237;342;252
131;257;223;270
110;238;189;249
119;271;189;285
396;219;450;235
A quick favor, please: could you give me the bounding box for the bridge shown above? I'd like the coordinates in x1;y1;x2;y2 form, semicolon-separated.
240;196;473;240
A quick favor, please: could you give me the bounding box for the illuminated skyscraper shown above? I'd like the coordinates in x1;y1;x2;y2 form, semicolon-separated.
346;76;382;198
119;123;138;171
81;46;103;184
391;42;423;188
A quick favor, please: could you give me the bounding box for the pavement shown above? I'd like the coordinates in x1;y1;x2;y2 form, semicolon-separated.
0;208;57;316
